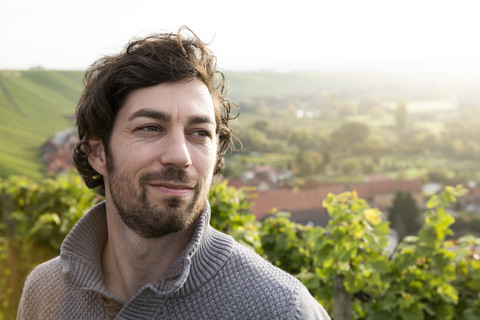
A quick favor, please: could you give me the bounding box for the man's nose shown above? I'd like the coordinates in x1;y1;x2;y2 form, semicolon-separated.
161;131;192;168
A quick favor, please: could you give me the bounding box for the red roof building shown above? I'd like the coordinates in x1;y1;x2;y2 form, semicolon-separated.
249;179;424;227
250;185;345;226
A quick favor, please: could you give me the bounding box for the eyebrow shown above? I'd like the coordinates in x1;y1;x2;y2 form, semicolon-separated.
128;108;215;126
128;109;171;122
187;114;215;127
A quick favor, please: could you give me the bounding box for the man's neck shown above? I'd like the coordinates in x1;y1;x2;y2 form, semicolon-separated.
101;203;197;302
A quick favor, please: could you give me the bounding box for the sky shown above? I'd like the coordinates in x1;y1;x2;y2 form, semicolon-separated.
1;0;480;74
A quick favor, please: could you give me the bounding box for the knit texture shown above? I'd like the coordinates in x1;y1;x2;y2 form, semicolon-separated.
18;202;330;320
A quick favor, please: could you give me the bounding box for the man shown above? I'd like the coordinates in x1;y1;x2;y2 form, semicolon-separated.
17;27;330;319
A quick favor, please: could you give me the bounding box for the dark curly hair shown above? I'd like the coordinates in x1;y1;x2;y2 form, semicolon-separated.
73;26;238;196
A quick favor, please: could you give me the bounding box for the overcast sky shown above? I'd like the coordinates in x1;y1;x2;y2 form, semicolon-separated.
1;0;480;74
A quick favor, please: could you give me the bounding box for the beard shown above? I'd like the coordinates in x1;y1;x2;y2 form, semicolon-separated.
105;155;210;239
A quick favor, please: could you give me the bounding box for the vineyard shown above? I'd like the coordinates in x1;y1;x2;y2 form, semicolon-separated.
1;173;480;319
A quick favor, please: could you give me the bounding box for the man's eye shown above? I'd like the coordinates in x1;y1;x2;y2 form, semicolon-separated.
138;125;160;132
192;130;211;137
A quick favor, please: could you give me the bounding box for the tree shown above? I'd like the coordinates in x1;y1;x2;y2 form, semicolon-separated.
235;127;268;152
291;150;325;177
388;191;421;240
330;121;370;150
252;120;269;132
287;128;314;150
341;158;361;174
368;106;386;119
427;168;451;183
339;101;358;116
395;101;408;129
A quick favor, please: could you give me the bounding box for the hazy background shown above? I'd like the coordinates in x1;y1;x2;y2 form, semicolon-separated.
2;2;480;318
2;0;480;74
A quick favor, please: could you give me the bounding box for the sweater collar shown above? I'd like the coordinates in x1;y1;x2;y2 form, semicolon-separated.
60;201;234;299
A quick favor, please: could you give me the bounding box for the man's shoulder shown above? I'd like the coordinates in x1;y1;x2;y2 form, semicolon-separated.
204;228;302;296
228;241;304;289
23;256;63;289
206;228;303;290
18;256;105;319
20;257;65;305
17;257;64;319
210;240;330;319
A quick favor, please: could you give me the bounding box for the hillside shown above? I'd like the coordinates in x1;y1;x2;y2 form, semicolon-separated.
1;69;478;179
0;70;83;178
0;70;367;178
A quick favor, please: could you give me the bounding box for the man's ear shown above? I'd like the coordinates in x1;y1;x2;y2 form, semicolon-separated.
87;139;107;176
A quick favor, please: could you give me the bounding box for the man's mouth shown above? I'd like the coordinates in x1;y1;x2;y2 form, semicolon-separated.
148;182;194;197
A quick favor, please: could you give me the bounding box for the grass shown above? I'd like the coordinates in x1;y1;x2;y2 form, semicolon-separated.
0;70;83;178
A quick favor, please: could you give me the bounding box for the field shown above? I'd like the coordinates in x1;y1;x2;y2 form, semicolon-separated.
1;69;480;183
0;70;83;178
0;70;375;178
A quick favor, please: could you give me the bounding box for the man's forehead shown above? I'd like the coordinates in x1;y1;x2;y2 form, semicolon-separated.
120;80;217;122
127;108;215;126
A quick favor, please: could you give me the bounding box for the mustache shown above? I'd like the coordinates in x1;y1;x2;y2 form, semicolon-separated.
139;167;197;186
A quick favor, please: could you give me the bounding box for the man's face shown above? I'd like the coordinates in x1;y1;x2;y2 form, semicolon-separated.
102;79;218;238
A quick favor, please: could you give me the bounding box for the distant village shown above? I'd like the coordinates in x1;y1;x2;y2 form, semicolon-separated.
229;164;480;226
43;128;480;230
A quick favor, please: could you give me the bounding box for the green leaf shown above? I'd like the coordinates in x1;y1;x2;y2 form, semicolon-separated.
370;257;389;275
426;195;440;209
432;303;454;319
399;302;424;320
437;283;458;304
418;227;437;250
462;307;480;320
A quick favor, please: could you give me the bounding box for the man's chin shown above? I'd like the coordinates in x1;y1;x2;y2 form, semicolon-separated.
147;195;186;210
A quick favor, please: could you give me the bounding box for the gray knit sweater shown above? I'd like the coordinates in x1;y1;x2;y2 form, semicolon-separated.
17;202;330;319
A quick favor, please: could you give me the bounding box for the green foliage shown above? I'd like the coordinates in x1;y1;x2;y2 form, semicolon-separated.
452;235;480;319
1;174;480;320
208;181;261;252
287;127;314;150
451;213;480;238
260;211;313;275
330;121;370;149
299;191;390;314
427;167;452;183
0;173;97;318
366;185;479;320
297;186;480;319
388;191;422;240
292;150;326;177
